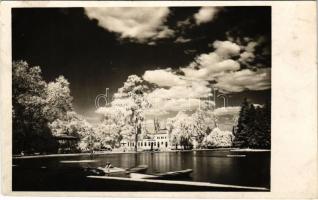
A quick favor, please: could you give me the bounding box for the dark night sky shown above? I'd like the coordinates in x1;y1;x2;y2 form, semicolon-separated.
12;7;271;121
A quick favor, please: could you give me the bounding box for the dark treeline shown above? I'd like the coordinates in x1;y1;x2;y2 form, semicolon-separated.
233;98;271;149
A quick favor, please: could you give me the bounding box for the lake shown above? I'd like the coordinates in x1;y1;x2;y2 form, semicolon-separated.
12;149;270;191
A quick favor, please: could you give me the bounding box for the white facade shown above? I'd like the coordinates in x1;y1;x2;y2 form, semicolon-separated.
120;129;171;151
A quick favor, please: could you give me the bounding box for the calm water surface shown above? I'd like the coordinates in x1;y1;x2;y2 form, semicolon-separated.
13;150;270;188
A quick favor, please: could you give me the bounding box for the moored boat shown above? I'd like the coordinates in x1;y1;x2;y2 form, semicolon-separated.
128;165;148;173
130;173;158;179
156;169;193;179
97;166;126;174
130;169;193;180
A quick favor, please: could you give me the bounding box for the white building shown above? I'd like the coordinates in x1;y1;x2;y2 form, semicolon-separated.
120;129;171;151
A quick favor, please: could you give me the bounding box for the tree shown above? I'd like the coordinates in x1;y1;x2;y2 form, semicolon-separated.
43;76;73;122
233;98;271;149
202;127;233;148
12;61;77;154
252;102;271;148
12;61;57;154
96;75;151;151
167;112;193;150
191;109;216;148
233;98;250;148
48;111;86;138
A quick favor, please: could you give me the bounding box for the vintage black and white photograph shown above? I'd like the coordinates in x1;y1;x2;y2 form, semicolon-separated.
11;6;271;191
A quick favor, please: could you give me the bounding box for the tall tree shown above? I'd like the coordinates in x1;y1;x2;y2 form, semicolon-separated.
96;75;151;152
44;76;73;122
202;127;233;148
191;109;216;148
167;112;193;150
233;98;271;149
13;61;77;154
233;98;250;147
12;61;56;153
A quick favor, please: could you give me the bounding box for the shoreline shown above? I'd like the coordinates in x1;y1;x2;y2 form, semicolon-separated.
12;148;270;159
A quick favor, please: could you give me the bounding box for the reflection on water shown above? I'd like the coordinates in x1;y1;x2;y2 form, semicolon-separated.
13;150;270;188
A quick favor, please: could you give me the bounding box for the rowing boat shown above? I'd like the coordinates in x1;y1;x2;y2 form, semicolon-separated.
128;165;148;173
97;167;126;174
130;169;193;180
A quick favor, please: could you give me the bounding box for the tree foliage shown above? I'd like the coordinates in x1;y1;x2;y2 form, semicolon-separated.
96;75;151;151
202;128;233;148
12;61;75;154
166;110;227;149
233;99;271;149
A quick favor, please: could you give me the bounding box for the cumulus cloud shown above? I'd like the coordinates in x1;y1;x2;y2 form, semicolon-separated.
179;38;270;93
162;98;201;112
244;41;258;52
212;40;241;58
144;108;169;118
84;7;174;43
213;106;241;116
239;51;255;63
194;7;221;25
147;81;211;101
145;97;204;117
214;68;271;93
143;69;186;87
181;52;240;80
177;18;192;28
174;36;192;43
145;80;214;115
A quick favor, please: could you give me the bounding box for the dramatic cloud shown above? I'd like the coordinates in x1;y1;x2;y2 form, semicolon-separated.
145;80;213;115
244;41;258;53
212;40;241;58
84;7;174;43
174;36;192;43
143;69;186;87
144;108;169;118
176;18;192;28
147;81;211;100
214;68;271;93
179;38;270;93
147;98;204;115
194;7;221;25
181;46;240;80
135;37;270;118
239;51;255;63
162;98;201;112
213;106;241;116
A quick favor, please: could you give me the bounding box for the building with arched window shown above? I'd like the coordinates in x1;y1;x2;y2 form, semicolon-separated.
120;128;171;151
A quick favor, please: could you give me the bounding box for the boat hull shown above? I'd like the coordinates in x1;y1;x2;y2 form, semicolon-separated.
130;169;193;180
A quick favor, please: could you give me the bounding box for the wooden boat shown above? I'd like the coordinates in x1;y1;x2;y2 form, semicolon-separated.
156;169;193;179
85;164;148;177
128;165;148;173
130;173;158;179
130;169;193;180
97;166;126;174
